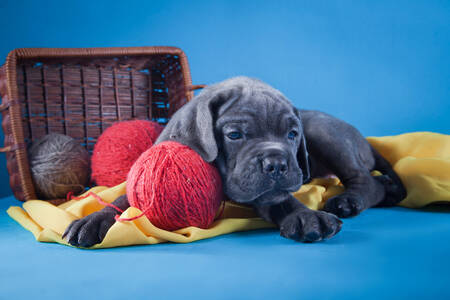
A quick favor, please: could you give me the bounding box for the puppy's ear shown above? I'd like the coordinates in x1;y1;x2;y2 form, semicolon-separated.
298;134;311;183
156;86;241;162
294;108;311;183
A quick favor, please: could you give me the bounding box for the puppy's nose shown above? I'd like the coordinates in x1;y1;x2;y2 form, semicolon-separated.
262;156;288;180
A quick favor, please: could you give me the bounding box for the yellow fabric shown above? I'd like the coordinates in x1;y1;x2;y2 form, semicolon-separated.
367;132;450;208
7;132;450;249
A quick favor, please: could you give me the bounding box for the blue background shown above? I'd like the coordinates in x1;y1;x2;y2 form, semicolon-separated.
1;1;450;299
0;0;449;197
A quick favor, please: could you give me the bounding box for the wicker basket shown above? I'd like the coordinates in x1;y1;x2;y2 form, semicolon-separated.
0;47;204;202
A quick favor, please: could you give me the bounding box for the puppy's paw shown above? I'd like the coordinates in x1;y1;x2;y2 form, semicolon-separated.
374;174;407;206
279;209;342;242
62;211;115;248
323;194;365;218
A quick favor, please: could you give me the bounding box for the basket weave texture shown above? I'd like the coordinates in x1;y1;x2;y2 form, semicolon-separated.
0;47;199;202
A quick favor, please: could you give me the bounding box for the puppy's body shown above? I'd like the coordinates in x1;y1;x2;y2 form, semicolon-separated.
64;77;406;247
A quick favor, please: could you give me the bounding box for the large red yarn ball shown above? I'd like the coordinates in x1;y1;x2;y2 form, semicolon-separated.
91;120;163;187
126;141;224;231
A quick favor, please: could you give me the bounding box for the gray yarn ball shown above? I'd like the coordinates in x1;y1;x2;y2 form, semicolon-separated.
28;133;91;200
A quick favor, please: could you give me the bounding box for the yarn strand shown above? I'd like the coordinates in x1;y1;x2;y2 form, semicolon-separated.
69;192;125;214
68;191;151;222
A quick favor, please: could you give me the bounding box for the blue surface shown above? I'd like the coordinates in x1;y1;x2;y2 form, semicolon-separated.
1;196;450;300
0;0;449;197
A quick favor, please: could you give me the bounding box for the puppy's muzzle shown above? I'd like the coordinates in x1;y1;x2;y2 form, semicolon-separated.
260;149;289;181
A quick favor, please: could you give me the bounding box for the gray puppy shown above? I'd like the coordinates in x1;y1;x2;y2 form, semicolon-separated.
63;76;405;247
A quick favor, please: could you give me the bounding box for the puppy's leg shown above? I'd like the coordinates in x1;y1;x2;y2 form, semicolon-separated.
301;110;405;218
371;148;407;207
63;195;129;247
254;193;342;242
322;168;382;218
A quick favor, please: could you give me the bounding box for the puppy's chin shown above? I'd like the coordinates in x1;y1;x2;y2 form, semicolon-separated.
223;184;270;204
224;181;303;206
252;190;292;206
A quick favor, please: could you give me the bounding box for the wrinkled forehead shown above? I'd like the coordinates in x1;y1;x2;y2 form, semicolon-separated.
216;91;300;128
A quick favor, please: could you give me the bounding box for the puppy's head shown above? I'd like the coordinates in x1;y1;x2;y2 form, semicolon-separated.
156;76;310;206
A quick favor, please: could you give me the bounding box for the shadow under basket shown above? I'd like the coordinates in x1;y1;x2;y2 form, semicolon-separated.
0;47;204;203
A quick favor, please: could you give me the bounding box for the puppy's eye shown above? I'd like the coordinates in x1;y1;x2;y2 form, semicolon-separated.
288;130;298;140
227;131;243;140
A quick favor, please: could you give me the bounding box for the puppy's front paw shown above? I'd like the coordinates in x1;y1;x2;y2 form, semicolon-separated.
62;211;115;248
279;209;342;242
323;194;365;218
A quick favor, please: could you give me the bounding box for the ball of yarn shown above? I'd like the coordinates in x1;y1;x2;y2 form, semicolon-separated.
28;133;90;200
126;141;223;231
91;120;163;187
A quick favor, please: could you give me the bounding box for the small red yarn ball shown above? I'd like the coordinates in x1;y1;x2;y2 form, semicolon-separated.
91;120;163;187
126;141;224;231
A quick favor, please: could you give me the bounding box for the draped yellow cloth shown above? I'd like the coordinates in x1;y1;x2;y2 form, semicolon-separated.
7;132;450;248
